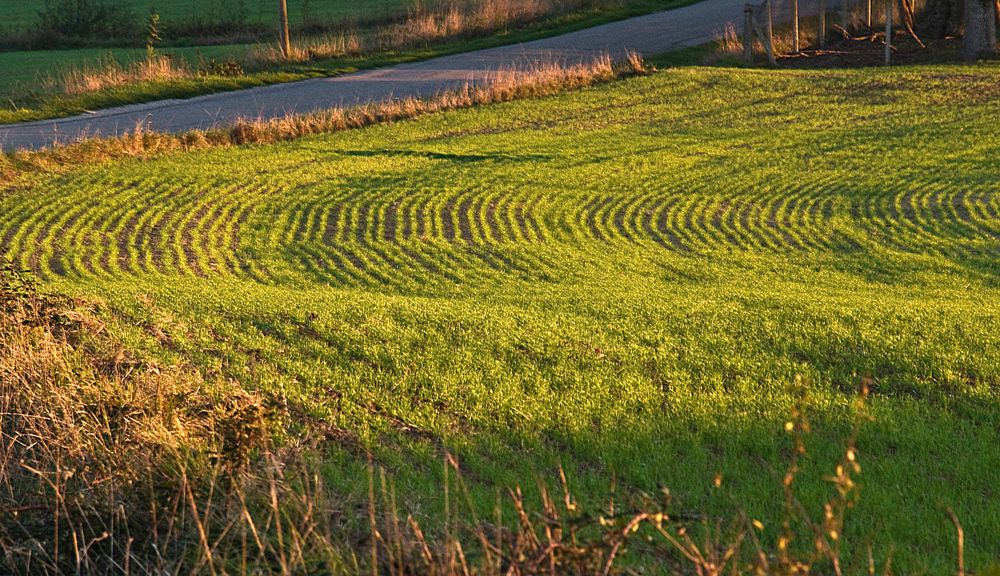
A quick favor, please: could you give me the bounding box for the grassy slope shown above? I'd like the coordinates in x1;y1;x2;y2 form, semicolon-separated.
0;0;693;124
2;63;1000;571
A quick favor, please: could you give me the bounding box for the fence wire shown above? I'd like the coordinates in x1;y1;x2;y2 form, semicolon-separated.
754;0;928;32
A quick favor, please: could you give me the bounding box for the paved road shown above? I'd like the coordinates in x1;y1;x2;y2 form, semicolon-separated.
0;0;789;150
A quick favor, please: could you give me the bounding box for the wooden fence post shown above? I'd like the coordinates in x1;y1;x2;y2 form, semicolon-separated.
744;4;755;64
792;0;800;52
867;0;872;27
884;0;892;64
277;0;292;58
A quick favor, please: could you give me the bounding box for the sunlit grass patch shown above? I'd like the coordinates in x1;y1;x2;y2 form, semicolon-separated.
1;62;999;572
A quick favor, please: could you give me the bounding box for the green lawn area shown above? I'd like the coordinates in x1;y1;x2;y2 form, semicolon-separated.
2;63;999;572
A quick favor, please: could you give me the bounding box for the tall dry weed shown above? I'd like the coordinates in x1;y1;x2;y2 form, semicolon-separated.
378;0;564;48
51;54;190;96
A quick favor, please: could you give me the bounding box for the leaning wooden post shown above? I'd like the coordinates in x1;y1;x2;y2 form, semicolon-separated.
884;0;892;64
819;0;827;46
792;0;800;52
744;4;755;64
765;0;777;64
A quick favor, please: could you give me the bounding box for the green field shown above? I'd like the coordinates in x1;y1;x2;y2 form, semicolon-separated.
0;0;413;32
2;63;999;571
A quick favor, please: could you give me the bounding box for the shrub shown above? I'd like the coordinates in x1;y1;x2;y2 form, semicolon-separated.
36;0;138;40
199;57;246;77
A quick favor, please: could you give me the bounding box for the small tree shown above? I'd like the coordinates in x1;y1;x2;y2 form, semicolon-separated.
146;7;162;61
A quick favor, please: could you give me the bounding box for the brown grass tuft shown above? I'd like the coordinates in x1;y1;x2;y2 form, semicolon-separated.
0;261;240;572
378;0;556;48
715;22;745;56
397;0;613;46
49;54;191;96
248;31;365;65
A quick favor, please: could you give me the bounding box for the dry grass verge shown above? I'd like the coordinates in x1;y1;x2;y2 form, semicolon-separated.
3;53;648;185
0;261;369;574
0;261;257;572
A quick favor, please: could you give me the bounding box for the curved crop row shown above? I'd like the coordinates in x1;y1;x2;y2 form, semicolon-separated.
1;171;996;289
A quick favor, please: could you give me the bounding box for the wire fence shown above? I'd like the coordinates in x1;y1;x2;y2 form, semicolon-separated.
763;0;929;28
742;0;929;64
